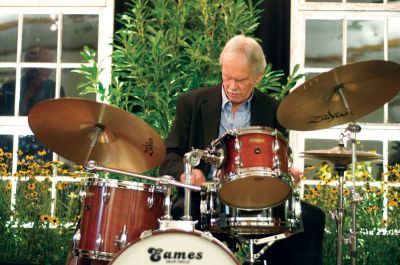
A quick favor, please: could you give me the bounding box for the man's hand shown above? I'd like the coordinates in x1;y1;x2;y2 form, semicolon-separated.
289;167;303;186
180;169;206;186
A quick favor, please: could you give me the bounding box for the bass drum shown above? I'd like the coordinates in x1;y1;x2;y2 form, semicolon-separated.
110;230;240;265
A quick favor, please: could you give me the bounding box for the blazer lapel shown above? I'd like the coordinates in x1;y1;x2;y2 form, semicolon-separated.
250;89;274;127
201;86;222;147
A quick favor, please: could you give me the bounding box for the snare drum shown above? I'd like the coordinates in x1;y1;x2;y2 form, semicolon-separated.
110;230;240;265
202;185;302;236
73;178;165;261
215;126;292;209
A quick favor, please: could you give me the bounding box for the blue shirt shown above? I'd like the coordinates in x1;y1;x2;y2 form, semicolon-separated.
207;86;253;180
219;86;253;137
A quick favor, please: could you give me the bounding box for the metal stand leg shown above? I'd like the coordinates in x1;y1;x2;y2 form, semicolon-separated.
334;166;346;265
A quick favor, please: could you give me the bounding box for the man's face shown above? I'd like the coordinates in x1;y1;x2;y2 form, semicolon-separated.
221;57;262;106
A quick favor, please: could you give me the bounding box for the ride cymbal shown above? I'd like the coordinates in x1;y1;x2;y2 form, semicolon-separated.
277;60;400;131
301;145;382;165
28;98;165;173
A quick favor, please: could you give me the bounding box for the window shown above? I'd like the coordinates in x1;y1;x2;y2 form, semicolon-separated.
0;0;114;215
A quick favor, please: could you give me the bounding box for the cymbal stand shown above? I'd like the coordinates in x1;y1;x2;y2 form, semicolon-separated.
331;162;347;265
337;86;363;265
345;123;363;265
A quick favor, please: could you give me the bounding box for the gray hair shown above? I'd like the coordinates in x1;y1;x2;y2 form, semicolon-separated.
219;35;267;75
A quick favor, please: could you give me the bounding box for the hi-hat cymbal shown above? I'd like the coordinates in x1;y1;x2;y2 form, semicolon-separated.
301;145;382;165
28;98;165;173
277;60;400;131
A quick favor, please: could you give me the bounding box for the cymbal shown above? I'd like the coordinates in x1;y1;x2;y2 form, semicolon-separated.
277;60;400;131
28;98;165;173
301;145;382;165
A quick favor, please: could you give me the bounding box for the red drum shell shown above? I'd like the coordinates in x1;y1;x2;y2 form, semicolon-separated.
75;178;164;260
218;126;292;209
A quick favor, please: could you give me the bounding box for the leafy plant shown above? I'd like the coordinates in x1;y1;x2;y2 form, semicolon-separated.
74;0;303;141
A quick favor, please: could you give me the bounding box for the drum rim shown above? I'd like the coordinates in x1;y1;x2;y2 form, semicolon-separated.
109;229;240;265
225;126;288;144
82;177;165;193
74;248;115;261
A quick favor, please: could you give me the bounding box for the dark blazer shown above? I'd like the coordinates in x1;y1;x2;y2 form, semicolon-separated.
159;84;285;180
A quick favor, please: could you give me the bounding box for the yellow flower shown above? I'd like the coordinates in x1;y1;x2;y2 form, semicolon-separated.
5;152;12;159
387;199;398;207
68;192;78;199
27;182;36;190
25;155;34;161
74;215;81;222
50;216;59;225
6;181;12;190
0;148;4;156
367;205;378;213
57;182;68;190
17;150;23;156
37;150;47;156
40;214;51;223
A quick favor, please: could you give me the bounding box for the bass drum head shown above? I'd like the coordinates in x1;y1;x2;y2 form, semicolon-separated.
110;230;239;265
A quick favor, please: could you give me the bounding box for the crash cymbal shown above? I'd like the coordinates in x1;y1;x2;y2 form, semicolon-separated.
28;98;165;173
301;144;382;165
277;60;400;131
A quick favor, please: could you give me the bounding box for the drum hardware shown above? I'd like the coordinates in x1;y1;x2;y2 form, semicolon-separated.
96;234;103;248
301;137;383;265
272;133;282;175
102;188;110;203
114;225;128;249
147;185;156;208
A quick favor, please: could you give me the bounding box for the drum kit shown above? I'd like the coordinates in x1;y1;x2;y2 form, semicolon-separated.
27;60;400;265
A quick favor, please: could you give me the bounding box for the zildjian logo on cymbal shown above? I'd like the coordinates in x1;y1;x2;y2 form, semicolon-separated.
144;138;154;156
308;110;353;124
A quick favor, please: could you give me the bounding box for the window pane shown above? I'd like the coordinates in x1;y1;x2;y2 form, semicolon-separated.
388;92;400;123
61;68;96;100
388;18;400;64
22;14;57;61
62;15;99;63
0;68;17;116
0;14;18;62
305;20;342;68
347;20;384;63
19;67;57;116
356;107;383;123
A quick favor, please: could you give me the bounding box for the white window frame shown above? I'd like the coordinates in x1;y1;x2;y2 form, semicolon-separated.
291;0;400;222
0;0;114;216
